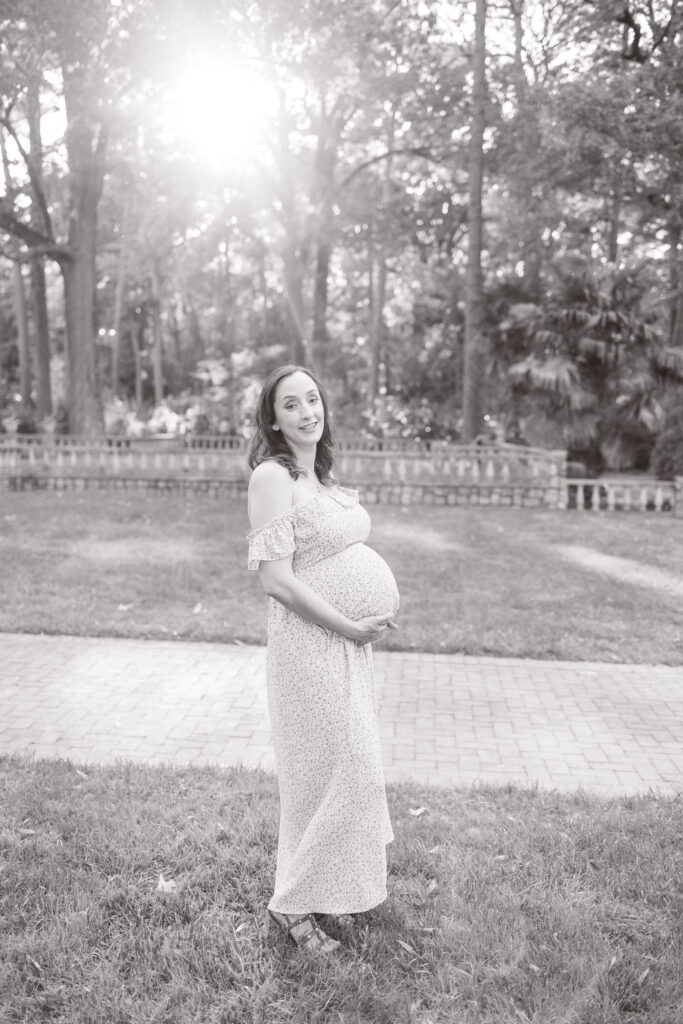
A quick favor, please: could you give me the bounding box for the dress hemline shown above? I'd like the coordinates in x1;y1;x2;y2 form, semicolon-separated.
267;890;390;917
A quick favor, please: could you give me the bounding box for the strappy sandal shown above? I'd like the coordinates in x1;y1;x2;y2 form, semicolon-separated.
268;909;341;954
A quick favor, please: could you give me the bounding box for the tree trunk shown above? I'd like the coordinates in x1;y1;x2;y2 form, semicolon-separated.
283;244;308;364
0;128;33;409
186;305;204;378
61;228;102;434
29;260;51;417
370;257;388;402
278;95;309;365
111;190;131;396
462;0;487;443
669;220;683;347
12;262;32;407
27;65;52;419
507;0;543;295
218;221;233;352
368;115;395;405
61;65;106;434
311;234;331;377
311;105;337;377
130;317;144;408
607;178;621;263
510;0;525;102
150;261;164;405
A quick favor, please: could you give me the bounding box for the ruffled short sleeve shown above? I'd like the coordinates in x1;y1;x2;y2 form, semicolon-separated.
247;514;296;570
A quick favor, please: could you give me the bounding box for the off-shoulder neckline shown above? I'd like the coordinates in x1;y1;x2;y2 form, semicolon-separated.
247;483;358;538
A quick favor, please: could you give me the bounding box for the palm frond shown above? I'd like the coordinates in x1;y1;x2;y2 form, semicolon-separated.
578;336;608;360
614;393;664;433
510;356;595;411
566;412;601;446
654;347;683;378
510;356;576;394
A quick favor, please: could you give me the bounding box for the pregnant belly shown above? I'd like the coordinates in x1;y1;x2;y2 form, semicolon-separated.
298;543;400;621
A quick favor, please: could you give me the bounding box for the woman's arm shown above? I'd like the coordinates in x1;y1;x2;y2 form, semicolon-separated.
248;461;394;643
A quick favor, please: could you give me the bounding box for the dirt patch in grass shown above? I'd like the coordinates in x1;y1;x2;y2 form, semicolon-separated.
552;544;683;599
68;538;198;563
376;517;463;553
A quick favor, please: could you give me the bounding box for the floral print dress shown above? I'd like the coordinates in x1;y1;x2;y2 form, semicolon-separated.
247;485;399;914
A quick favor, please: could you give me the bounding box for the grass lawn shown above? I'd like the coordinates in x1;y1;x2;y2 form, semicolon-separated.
1;489;682;663
1;756;681;1024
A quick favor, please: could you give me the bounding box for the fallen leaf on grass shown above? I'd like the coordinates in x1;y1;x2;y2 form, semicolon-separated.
18;828;36;838
157;874;177;893
397;939;416;955
426;879;437;895
428;844;440;854
409;807;428;817
234;922;249;934
25;955;43;975
637;968;650;986
38;987;65;1010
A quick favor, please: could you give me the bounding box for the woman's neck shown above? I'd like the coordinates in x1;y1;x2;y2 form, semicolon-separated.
289;443;317;477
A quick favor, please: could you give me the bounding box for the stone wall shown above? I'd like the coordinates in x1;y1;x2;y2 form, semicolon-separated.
8;473;680;514
2;436;681;513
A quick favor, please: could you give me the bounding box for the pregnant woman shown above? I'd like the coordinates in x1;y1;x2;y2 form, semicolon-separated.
246;364;399;955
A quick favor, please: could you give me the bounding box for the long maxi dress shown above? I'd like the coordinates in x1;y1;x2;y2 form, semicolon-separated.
247;484;399;915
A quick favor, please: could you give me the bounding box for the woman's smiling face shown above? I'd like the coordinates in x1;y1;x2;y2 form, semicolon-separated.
272;370;325;450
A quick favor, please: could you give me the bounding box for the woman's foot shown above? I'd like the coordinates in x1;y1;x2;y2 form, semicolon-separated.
268;909;341;954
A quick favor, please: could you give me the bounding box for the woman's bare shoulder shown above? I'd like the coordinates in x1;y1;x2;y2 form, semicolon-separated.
248;460;295;529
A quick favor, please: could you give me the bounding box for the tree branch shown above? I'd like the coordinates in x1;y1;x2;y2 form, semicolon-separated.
340;147;434;189
0;113;54;236
0;205;70;262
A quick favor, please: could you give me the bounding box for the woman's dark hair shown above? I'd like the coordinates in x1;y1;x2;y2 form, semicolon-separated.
247;364;335;483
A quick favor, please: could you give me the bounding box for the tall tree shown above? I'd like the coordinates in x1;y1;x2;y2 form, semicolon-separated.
26;52;51;418
0;122;32;408
0;0;145;433
462;0;487;442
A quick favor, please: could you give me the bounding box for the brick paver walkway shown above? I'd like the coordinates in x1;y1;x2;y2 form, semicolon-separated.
1;632;681;797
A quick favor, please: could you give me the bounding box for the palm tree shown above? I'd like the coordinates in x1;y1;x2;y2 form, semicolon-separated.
500;256;683;472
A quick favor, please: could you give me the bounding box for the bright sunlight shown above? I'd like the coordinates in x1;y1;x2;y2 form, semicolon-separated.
162;60;277;170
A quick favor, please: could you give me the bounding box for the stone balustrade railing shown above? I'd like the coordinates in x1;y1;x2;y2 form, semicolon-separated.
565;478;676;513
2;435;681;514
0;434;566;485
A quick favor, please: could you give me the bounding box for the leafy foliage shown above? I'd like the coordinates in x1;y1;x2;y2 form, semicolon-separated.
1;0;683;459
500;258;682;470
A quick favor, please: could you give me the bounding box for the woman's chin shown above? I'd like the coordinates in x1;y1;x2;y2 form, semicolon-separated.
289;428;323;448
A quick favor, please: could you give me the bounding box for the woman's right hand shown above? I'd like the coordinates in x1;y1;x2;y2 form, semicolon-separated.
349;613;398;645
